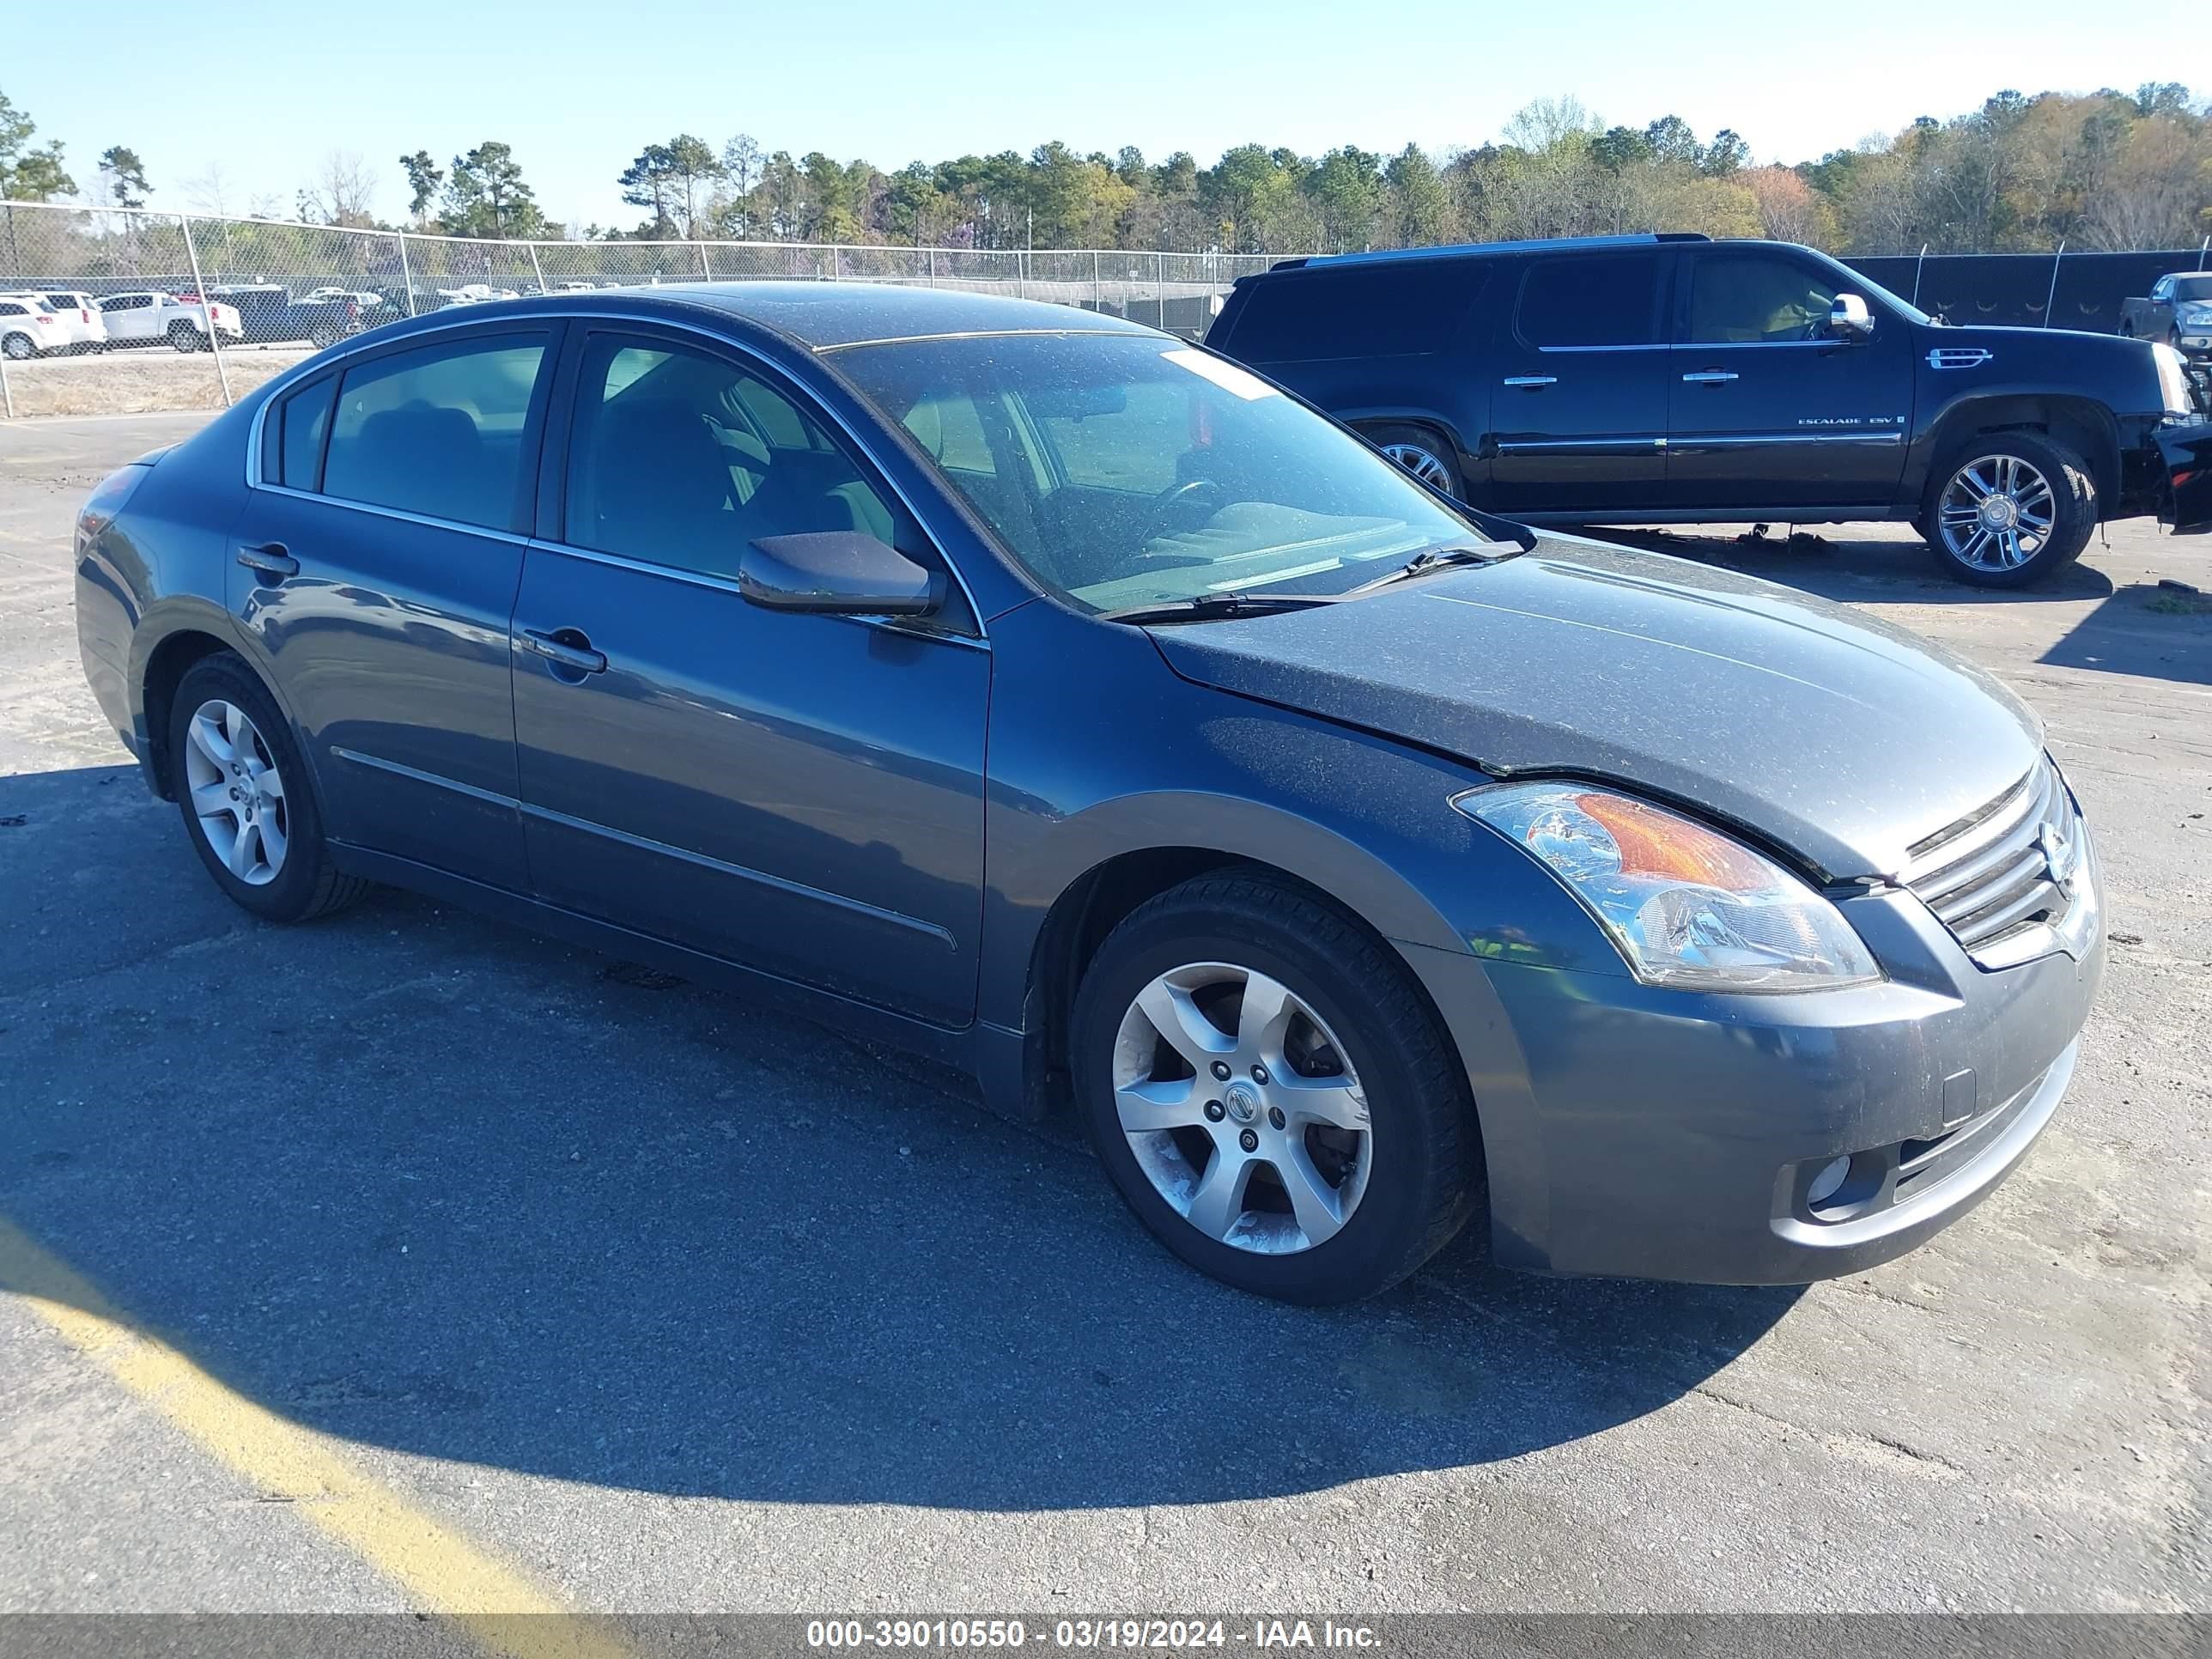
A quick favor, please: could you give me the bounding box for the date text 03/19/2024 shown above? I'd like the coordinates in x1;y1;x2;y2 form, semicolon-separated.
804;1619;1383;1650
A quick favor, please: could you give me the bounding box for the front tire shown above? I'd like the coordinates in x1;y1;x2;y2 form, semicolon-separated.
1920;431;2095;586
167;654;370;923
1366;423;1464;501
1071;870;1483;1304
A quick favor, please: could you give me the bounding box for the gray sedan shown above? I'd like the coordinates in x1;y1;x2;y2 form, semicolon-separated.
70;284;2104;1303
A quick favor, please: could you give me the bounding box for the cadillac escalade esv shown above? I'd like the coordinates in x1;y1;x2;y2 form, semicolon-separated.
1206;234;2209;586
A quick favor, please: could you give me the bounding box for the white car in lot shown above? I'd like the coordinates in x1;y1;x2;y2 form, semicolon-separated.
32;290;110;352
0;295;65;359
96;291;245;351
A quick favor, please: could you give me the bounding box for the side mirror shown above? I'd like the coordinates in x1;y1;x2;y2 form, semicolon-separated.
739;531;940;617
1831;293;1875;340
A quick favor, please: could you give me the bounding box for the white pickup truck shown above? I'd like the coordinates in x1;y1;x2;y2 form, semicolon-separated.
96;291;245;351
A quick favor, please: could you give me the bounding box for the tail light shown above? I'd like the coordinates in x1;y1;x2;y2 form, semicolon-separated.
77;464;151;551
34;313;52;325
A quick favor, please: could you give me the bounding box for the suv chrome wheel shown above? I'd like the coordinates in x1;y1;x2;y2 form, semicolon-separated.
1112;961;1372;1255
1936;453;2057;572
1381;442;1454;491
182;698;289;886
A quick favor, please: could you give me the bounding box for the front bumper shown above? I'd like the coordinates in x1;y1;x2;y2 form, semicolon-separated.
1402;867;2105;1285
2158;420;2212;535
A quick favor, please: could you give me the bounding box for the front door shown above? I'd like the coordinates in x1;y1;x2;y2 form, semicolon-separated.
509;327;988;1027
1665;247;1914;511
227;325;555;888
1481;250;1673;515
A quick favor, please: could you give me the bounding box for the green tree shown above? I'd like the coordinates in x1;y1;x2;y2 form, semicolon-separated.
1385;144;1452;246
0;91;76;201
441;142;544;239
1304;147;1382;251
398;151;444;225
1700;130;1749;177
100;144;152;207
619;134;721;237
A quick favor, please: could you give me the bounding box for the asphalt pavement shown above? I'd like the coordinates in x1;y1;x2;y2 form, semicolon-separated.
0;413;2205;1630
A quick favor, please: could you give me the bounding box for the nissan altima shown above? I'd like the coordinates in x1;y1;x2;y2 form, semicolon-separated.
73;284;2104;1303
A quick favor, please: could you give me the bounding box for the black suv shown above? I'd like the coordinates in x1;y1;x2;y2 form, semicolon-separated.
1206;234;2208;585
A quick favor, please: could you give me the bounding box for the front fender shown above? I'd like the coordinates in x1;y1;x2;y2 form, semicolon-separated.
975;602;1626;1035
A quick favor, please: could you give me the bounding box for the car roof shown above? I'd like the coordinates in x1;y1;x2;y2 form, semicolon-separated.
1264;232;1718;276
357;280;1159;355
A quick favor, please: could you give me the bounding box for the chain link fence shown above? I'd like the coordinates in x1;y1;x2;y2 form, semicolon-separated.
0;200;1272;419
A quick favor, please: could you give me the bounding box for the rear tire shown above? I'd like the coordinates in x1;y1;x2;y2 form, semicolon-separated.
1919;431;2094;587
1071;869;1483;1304
1365;422;1464;501
167;321;203;352
167;654;371;923
1;331;34;361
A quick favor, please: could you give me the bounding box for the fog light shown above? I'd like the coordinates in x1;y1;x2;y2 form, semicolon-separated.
1807;1155;1851;1206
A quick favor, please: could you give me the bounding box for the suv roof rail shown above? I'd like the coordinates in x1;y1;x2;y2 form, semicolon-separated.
1268;233;1711;275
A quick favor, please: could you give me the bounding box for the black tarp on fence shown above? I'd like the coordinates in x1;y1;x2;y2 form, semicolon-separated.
1844;246;2211;331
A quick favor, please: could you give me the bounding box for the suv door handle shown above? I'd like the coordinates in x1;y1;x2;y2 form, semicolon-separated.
1681;370;1739;384
520;628;608;676
1502;375;1558;387
236;543;300;581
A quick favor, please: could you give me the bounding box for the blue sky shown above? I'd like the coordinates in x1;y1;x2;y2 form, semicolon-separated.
19;0;2197;230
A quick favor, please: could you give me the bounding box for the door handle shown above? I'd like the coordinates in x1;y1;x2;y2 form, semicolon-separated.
520;628;607;676
1681;370;1740;384
1502;375;1558;387
236;542;300;581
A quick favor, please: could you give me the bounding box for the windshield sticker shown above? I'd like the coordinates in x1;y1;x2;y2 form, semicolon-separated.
1161;349;1279;401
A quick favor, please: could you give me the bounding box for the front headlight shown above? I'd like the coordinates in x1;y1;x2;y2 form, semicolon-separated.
2152;342;2195;415
1453;783;1882;993
2177;305;2212;326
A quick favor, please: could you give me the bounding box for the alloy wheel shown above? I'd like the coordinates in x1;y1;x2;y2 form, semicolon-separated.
1381;442;1454;491
1111;962;1372;1255
182;699;289;886
1936;453;2057;572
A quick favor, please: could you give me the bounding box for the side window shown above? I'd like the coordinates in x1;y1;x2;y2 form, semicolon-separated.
1032;380;1187;493
1516;254;1662;348
562;333;898;580
1225;263;1487;362
1686;256;1842;344
263;375;336;489
2151;278;2171;301
0;304;22;318
322;332;548;531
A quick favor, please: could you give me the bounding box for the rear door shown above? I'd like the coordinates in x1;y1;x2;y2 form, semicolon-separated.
1483;251;1672;514
1664;246;1914;510
508;325;989;1026
227;323;556;888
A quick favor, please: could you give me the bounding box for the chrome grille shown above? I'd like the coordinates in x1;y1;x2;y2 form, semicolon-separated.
1899;761;2087;967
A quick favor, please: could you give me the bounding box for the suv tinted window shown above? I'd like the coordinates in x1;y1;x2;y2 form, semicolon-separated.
0;303;23;318
1225;262;1486;362
1515;253;1663;348
563;333;896;580
322;333;547;530
1686;254;1841;343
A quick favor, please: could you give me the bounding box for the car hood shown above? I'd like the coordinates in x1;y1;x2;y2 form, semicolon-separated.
1147;537;2046;881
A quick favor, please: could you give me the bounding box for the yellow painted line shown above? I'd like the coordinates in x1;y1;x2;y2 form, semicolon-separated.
0;1216;635;1659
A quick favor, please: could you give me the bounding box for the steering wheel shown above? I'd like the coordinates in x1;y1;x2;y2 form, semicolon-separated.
1141;477;1225;542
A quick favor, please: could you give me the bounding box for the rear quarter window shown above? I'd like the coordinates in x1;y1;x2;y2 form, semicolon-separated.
1223;262;1487;363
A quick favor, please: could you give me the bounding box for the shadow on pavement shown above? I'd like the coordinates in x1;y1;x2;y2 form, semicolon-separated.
0;763;1799;1513
1591;525;2119;608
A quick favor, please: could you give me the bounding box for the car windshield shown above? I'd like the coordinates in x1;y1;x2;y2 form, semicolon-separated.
2173;275;2212;301
829;331;1491;614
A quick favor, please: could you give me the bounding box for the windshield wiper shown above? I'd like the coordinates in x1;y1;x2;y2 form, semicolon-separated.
1098;592;1345;625
1341;541;1522;599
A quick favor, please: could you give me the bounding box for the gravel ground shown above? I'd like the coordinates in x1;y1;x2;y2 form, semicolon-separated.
0;413;2205;1636
0;346;314;417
